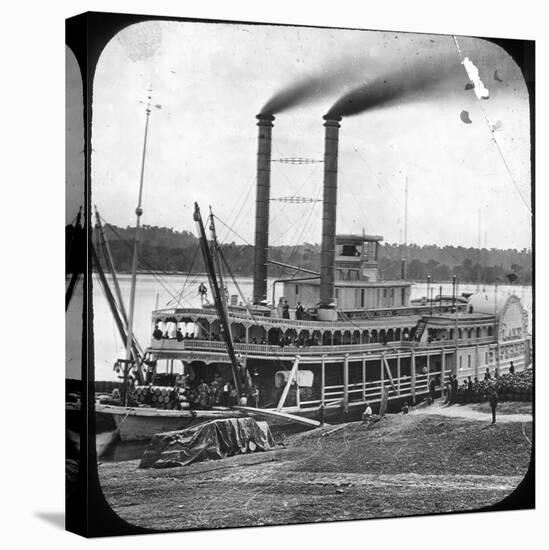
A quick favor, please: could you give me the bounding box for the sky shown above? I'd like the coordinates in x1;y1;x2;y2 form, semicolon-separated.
87;21;532;251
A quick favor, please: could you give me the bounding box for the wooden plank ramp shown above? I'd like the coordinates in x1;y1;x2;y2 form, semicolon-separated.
232;406;322;427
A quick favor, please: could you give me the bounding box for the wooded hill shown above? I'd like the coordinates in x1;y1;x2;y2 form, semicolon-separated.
88;224;532;285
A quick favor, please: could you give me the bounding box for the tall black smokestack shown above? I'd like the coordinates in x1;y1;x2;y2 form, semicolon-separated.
253;114;275;304
318;115;342;321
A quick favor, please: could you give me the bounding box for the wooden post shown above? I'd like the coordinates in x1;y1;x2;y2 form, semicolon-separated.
277;355;300;411
397;351;401;395
343;354;349;414
380;355;384;398
245;325;249;344
321;355;326;408
362;356;366;400
411;350;416;404
296;360;301;408
475;345;479;379
441;349;446;397
382;353;397;392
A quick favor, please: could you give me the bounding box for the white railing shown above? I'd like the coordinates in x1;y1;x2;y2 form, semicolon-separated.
320;368;442;405
149;336;497;358
149;338;406;356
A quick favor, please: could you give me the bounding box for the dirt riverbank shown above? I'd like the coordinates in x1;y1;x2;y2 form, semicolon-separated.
98;402;532;531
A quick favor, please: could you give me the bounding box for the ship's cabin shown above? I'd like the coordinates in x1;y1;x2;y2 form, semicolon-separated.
283;234;412;312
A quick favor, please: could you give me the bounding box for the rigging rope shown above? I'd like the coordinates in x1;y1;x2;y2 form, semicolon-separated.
213;215;254;247
338;130;476;269
285;180;323;264
167;244;200;307
219;176;256;243
98;214;181;301
268;162;321;230
452;35;531;215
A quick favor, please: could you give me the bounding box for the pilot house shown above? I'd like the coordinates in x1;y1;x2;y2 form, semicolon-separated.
282;234;412;311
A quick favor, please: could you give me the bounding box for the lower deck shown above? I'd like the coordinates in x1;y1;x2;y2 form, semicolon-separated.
147;342;528;413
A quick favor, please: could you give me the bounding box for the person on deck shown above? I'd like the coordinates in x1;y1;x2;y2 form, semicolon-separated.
277;297;285;318
198;282;207;305
401;402;410;414
221;380;230;407
250;384;260;408
152;324;163;340
197;390;210;409
228;384;238;407
489;390;499;424
210;380;221;405
296;302;305;320
197;379;210;395
484;368;492;381
176;328;184;342
282;300;290;319
509;361;515;375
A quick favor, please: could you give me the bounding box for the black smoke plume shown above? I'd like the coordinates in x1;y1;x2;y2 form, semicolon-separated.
325;58;459;118
260;58;378;116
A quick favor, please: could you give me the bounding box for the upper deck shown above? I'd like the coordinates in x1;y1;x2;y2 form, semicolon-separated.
148;303;503;361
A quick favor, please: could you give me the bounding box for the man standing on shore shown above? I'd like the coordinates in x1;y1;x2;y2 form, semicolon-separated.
444;375;452;404
451;374;459;403
489;390;499;424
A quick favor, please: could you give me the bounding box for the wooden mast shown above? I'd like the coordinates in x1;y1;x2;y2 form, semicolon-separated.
94;208;144;359
209;207;228;308
401;176;408;279
125;92;152;367
193;202;244;397
92;244;143;397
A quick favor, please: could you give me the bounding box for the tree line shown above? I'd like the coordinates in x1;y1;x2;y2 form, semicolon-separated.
87;223;532;285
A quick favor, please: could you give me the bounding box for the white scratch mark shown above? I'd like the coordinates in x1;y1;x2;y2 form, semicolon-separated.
462;57;490;100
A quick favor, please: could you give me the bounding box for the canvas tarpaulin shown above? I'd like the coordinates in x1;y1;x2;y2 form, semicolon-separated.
139;417;276;469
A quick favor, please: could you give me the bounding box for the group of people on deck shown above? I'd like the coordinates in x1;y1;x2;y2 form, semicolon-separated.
174;373;261;410
277;298;306;320
153;324;198;341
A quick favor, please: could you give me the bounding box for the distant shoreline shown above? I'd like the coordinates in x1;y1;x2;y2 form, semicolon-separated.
86;270;531;287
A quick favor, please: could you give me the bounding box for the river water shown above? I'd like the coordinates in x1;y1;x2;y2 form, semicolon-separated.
86;273;532;381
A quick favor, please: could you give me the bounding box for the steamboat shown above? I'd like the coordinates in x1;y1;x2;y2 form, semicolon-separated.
97;114;531;441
